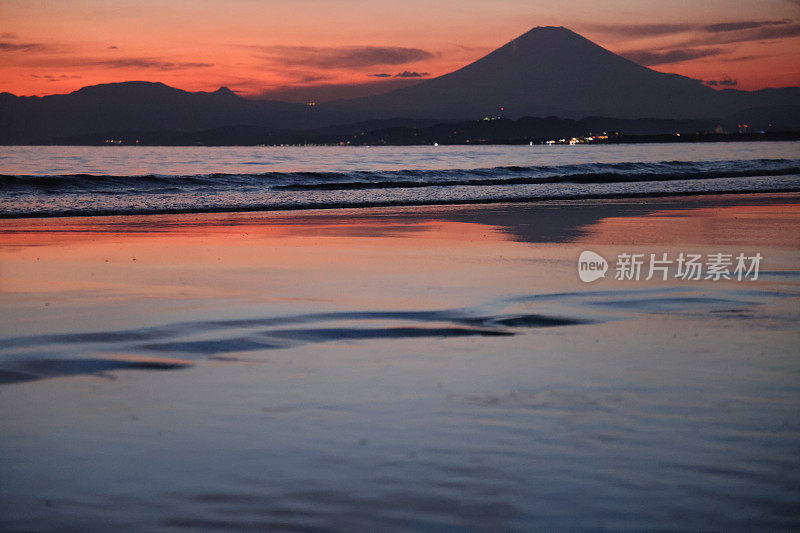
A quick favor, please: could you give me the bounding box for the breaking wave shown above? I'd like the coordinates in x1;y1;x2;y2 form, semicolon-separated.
1;158;799;217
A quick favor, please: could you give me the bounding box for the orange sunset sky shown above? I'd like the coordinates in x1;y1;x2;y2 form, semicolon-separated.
2;0;799;102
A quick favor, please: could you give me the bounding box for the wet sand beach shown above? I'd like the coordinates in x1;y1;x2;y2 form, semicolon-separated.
1;193;799;530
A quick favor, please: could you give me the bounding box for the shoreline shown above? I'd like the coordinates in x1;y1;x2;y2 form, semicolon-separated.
3;187;800;220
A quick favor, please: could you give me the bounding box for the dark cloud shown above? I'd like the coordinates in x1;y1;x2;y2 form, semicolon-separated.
217;72;333;97
0;39;210;72
622;47;724;66
394;71;428;78
616;21;800;64
255;45;435;69
0;41;49;52
684;22;800;46
703;53;773;63
704;77;738;87
16;55;214;70
114;59;209;70
31;73;82;82
1;32;18;39
617;20;800;67
256;78;424;103
293;73;331;83
108;45;118;49
736;22;800;40
584;23;693;37
371;71;428;78
586;19;797;40
702;20;791;32
210;77;273;96
70;58;214;70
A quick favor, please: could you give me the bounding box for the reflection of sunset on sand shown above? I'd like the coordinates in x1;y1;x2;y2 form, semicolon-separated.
0;212;516;311
2;194;799;337
2;194;798;305
586;200;800;248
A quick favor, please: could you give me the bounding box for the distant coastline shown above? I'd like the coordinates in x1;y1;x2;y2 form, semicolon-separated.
6;119;799;147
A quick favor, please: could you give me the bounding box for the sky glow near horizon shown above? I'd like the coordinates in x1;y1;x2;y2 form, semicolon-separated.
1;0;799;101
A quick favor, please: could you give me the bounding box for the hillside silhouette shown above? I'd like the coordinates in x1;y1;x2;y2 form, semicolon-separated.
2;26;799;144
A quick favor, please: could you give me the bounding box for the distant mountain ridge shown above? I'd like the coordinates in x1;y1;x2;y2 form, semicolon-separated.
0;82;311;143
2;26;799;144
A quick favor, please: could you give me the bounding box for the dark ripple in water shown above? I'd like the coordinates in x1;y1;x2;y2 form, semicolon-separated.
0;356;192;384
0;287;786;385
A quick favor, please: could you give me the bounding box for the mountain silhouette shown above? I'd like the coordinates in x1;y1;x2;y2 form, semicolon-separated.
1;26;798;143
328;26;798;121
0;81;310;143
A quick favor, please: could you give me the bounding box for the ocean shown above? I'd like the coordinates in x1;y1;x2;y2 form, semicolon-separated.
1;141;799;217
